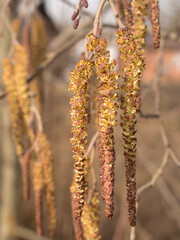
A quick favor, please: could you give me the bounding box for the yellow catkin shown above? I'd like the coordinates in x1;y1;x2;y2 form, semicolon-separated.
14;44;31;124
33;161;44;236
69;59;94;219
37;132;57;237
116;29;145;226
81;189;101;240
12;13;46;112
2;58;24;156
12;17;21;36
3;54;33;202
30;14;46;112
132;0;148;52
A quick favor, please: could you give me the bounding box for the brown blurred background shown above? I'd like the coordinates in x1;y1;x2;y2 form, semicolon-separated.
0;0;180;240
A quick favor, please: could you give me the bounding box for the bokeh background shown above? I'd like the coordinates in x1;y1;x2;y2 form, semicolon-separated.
0;0;180;239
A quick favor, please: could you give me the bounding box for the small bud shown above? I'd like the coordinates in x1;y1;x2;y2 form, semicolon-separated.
73;18;80;29
82;0;88;8
71;10;79;21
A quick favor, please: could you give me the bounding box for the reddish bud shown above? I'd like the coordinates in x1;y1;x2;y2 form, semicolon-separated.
71;10;79;21
82;0;88;8
73;19;80;29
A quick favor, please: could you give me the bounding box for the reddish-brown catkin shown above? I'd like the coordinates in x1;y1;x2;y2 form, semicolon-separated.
87;34;119;219
116;29;145;226
70;183;84;240
149;0;160;48
37;132;57;237
81;189;101;240
123;0;133;28
20;152;31;200
69;60;94;218
33;161;44;236
132;0;148;52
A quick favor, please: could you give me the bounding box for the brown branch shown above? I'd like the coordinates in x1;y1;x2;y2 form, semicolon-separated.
93;0;107;36
108;0;124;29
13;225;52;240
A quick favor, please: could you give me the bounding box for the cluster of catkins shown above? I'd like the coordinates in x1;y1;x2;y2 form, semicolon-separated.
70;0;160;235
3;11;56;237
12;12;46;112
122;0;160;52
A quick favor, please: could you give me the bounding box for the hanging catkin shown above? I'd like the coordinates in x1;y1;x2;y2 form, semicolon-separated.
69;59;94;218
3;51;32;201
81;189;101;240
12;13;46;112
149;0;160;48
30;14;46;111
87;33;119;219
116;29;145;226
2;58;24;157
132;0;148;52
37;132;57;237
70;182;84;240
123;0;133;28
33;161;44;236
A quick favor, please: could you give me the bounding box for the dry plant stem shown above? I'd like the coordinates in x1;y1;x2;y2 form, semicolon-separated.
84;131;98;157
14;225;52;240
93;0;107;36
109;0;124;28
31;105;43;132
89;145;97;189
140;155;180;227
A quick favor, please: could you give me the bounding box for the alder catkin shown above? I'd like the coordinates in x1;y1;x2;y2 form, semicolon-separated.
2;58;24;157
14;44;31;125
132;0;148;52
87;34;119;219
20;152;31;200
123;0;133;28
30;14;46;111
116;29;145;226
149;0;160;48
33;161;44;236
81;189;101;240
37;132;57;237
70;182;84;240
69;59;94;218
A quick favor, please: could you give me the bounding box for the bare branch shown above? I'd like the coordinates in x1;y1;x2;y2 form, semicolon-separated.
84;131;98;157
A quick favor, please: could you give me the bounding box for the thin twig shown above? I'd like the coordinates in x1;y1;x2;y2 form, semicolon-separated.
84;131;98;157
13;225;52;240
93;0;107;36
60;0;92;17
31;105;43;133
108;0;124;29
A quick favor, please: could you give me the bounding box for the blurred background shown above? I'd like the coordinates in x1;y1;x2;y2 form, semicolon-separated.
0;0;180;239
